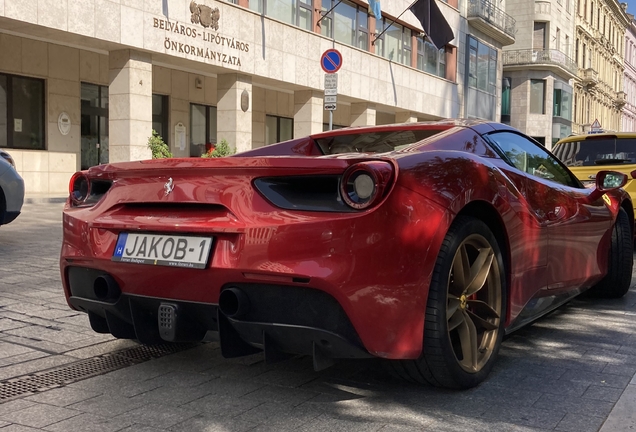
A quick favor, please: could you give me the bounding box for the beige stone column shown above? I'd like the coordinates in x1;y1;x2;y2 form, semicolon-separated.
350;103;376;126
294;90;324;138
108;50;152;162
217;74;253;153
395;110;418;123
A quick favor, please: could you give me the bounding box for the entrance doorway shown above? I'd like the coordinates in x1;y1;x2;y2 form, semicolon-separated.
80;83;109;170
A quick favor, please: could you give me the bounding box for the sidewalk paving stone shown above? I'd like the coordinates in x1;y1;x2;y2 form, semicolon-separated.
0;402;81;428
43;412;134;432
112;402;200;429
555;413;606;432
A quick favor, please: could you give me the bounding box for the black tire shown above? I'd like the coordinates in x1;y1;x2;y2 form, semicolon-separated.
587;208;633;298
385;216;507;389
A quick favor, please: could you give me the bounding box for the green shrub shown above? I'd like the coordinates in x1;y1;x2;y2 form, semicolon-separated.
201;139;235;158
148;130;172;159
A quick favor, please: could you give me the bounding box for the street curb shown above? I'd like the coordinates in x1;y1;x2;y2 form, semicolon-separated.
599;380;636;431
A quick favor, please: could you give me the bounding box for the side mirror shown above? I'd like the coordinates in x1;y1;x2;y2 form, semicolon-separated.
588;170;628;202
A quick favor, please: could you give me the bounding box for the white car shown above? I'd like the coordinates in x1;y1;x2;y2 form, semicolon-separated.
0;150;24;226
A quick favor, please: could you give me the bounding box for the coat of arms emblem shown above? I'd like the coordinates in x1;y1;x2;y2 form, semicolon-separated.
190;1;220;30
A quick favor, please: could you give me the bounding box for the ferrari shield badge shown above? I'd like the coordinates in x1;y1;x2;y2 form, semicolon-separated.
164;178;174;196
602;194;612;206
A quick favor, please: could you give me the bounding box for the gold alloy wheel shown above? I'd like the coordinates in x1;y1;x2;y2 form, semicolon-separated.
446;234;502;373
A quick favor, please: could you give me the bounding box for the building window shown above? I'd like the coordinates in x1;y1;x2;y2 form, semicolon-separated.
320;0;369;50
417;38;445;78
152;94;169;146
575;38;579;64
81;83;109;170
190;103;217;157
0;73;45;151
375;20;411;66
265;115;293;144
533;22;546;50
553;82;573;120
530;79;546;114
250;0;312;31
465;36;498;120
501;77;511;124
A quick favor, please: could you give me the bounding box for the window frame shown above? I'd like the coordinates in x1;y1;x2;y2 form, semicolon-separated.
416;37;446;78
152;94;170;146
0;72;46;151
251;0;312;30
484;131;582;188
375;19;412;66
530;79;546;115
465;35;498;120
321;0;369;50
190;103;217;157
265;114;294;144
80;82;109;169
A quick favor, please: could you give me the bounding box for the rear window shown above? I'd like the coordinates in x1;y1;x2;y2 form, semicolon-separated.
553;137;636;166
315;130;440;155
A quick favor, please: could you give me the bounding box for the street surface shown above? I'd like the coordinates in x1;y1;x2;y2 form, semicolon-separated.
0;201;635;431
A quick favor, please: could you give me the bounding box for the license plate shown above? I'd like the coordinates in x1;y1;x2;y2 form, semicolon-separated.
112;233;213;269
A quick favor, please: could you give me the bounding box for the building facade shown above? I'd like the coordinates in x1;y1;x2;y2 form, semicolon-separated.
622;14;636;131
0;0;517;194
572;0;630;134
502;0;578;148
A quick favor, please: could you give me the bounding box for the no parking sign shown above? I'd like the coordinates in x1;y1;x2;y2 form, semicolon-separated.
321;49;343;74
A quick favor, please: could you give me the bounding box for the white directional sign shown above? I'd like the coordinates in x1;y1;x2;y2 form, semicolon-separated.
324;74;338;89
324;74;338;111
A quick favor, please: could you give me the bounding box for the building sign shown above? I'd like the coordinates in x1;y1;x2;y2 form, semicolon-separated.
153;3;249;67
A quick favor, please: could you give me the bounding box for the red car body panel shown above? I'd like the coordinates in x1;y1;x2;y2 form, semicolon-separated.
60;120;631;360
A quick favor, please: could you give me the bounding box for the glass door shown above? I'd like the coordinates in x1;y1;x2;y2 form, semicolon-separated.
81;83;109;170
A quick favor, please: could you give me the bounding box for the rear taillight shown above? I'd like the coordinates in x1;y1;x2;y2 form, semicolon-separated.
69;172;90;205
68;171;112;207
340;161;393;210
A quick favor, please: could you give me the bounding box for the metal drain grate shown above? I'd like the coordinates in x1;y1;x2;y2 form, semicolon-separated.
0;342;198;403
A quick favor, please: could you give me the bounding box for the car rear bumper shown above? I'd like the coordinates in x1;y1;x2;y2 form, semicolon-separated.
66;266;373;365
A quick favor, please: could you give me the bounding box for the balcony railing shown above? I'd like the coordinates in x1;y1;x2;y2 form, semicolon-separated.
580;68;599;87
502;49;578;77
616;91;627;107
467;0;516;42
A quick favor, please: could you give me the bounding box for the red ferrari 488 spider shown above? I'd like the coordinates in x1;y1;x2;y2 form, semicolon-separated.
60;120;633;389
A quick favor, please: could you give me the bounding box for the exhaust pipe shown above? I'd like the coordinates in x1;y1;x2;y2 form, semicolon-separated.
93;275;121;301
219;287;250;318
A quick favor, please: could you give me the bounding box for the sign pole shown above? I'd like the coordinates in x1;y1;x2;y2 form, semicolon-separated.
321;50;341;129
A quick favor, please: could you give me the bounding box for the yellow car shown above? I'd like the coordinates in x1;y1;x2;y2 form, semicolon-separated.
553;132;636;215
